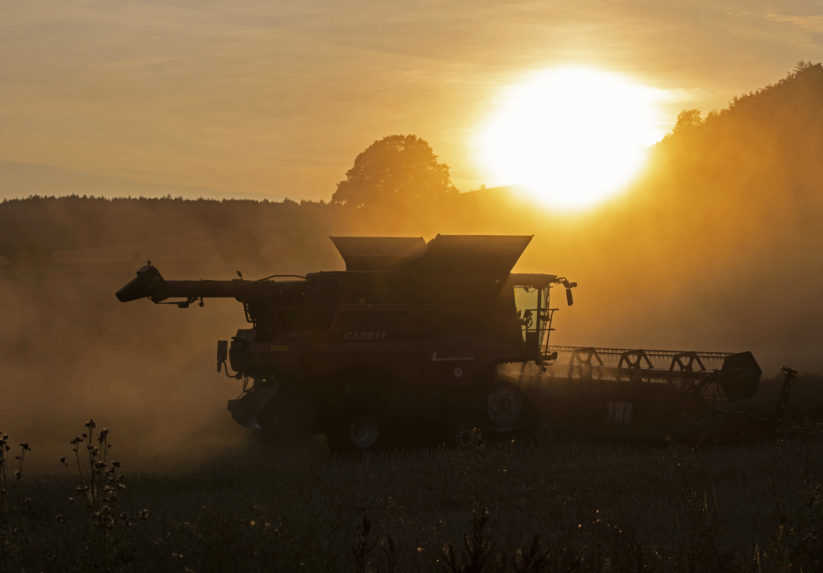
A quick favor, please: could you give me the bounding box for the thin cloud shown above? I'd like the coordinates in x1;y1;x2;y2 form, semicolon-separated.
767;11;823;34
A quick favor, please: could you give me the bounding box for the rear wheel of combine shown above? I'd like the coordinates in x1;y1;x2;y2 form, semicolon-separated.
326;410;386;452
325;369;394;451
348;415;381;449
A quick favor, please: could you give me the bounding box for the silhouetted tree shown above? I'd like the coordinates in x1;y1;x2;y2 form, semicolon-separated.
672;109;702;134
331;135;457;208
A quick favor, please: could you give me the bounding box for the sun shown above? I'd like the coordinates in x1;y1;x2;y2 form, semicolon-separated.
474;67;668;209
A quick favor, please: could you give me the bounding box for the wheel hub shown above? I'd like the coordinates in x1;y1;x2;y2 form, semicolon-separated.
487;384;524;431
348;416;380;449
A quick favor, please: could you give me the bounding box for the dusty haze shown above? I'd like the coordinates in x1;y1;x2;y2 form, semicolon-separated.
2;66;823;471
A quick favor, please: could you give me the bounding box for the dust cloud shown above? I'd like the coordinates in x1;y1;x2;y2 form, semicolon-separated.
0;261;251;472
1;178;820;474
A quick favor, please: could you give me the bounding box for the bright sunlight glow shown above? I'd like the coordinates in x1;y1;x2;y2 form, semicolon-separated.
475;67;669;209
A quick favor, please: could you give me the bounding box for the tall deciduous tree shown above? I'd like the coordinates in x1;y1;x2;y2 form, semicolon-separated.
332;135;457;208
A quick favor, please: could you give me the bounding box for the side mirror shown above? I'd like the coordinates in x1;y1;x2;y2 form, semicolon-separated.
217;340;228;372
565;288;574;306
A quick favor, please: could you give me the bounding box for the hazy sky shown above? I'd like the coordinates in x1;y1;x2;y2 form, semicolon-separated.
1;1;821;201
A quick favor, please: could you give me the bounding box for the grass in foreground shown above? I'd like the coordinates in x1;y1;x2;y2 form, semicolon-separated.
2;423;823;572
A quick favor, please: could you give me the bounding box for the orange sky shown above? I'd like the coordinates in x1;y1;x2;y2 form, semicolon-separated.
2;1;821;201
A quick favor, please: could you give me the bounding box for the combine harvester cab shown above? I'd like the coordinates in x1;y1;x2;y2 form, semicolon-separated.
116;234;764;449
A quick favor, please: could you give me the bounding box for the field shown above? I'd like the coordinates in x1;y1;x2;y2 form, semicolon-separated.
2;422;823;572
2;193;823;572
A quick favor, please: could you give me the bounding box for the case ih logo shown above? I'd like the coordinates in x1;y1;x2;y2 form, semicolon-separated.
343;330;388;341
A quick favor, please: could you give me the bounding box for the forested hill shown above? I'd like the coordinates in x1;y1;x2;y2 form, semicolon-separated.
616;62;823;317
658;62;823;176
599;63;823;373
1;65;822;372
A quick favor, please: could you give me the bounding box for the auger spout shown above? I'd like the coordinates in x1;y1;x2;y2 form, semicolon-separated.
115;263;303;305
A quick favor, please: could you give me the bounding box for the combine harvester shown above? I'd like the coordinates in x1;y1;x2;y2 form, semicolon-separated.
116;235;769;449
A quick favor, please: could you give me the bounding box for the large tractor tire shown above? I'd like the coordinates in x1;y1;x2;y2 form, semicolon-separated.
324;370;391;452
326;408;387;452
487;381;529;433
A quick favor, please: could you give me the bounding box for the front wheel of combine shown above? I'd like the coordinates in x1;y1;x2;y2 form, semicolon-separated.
487;382;527;433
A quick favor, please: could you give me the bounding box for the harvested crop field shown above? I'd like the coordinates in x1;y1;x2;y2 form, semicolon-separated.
3;426;823;572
